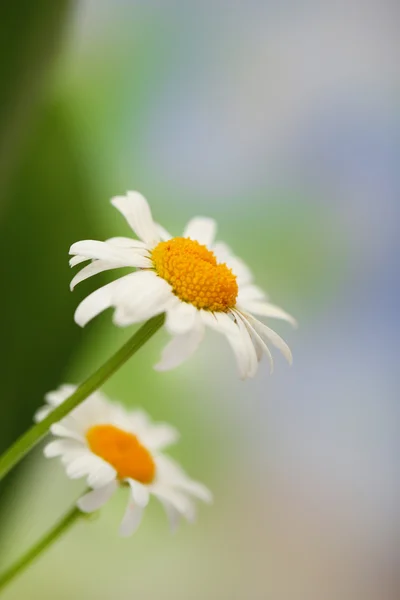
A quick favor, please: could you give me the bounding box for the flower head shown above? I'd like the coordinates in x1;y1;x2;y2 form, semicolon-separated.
36;385;212;536
70;192;296;379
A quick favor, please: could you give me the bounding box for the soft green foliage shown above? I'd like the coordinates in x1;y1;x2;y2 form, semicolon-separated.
0;2;104;525
0;0;70;200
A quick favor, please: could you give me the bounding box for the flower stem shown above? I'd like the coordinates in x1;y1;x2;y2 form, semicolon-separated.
0;504;82;593
0;313;165;482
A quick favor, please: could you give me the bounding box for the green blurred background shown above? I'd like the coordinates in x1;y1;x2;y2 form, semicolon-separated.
0;2;397;599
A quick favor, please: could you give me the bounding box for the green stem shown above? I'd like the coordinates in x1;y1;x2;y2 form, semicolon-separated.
0;504;82;592
0;313;165;482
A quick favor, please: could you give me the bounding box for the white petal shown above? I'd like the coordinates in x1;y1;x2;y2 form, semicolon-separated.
36;385;78;425
174;479;213;503
165;302;198;335
234;311;260;378
50;423;84;442
237;284;267;303
70;240;146;267
126;409;151;434
154;320;205;371
245;313;293;365
119;501;144;537
126;479;150;507
65;452;98;480
71;260;125;291
106;236;148;250
239;300;297;327
183;217;216;247
111;192;160;246
215;316;256;380
156;223;172;241
43;439;81;458
34;406;51;422
200;310;237;335
112;271;176;326
59;394;112;436
155;455;212;503
151;485;196;522
74;277;123;327
70;254;151;291
59;446;87;466
86;458;117;489
212;242;253;285
158;498;182;532
226;333;250;379
77;394;122;427
44;384;77;407
70;255;88;267
202;310;258;377
140;424;179;451
236;311;274;374
77;481;118;513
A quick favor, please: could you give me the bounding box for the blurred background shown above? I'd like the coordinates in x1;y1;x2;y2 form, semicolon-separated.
0;1;398;598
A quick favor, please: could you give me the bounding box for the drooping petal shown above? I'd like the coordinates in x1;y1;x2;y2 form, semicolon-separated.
154;319;205;371
183;217;217;247
111;192;161;247
233;312;259;378
225;335;249;379
244;312;293;365
200;310;237;335
239;299;297;327
200;310;255;379
165;302;198;335
119;501;144;537
112;271;176;326
234;310;274;374
77;481;118;513
225;321;258;379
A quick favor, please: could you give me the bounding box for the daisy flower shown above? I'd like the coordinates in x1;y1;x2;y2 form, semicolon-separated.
35;385;212;536
70;192;296;379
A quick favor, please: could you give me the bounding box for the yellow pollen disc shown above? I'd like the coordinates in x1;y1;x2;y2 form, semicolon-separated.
86;424;155;483
151;237;238;311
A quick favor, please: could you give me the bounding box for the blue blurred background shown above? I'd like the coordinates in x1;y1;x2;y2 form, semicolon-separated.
0;1;398;598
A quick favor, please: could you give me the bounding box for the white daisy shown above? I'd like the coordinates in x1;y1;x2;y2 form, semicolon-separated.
35;385;212;536
70;191;296;379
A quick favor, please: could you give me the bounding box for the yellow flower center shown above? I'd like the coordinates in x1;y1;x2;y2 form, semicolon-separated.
151;237;238;311
86;424;156;483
